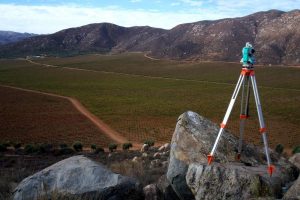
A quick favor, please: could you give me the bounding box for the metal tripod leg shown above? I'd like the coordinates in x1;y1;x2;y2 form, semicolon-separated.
250;75;275;176
207;73;245;164
237;76;251;160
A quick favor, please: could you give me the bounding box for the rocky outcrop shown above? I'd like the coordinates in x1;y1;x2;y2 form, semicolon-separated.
289;153;300;169
13;155;143;200
167;111;298;200
284;153;300;199
283;177;300;200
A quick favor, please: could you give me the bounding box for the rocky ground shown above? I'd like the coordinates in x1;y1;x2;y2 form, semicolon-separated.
1;111;300;200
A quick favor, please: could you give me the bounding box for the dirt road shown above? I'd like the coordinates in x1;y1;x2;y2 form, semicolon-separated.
0;84;140;148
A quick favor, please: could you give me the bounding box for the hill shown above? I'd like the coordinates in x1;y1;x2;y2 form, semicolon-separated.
0;31;36;45
0;9;299;65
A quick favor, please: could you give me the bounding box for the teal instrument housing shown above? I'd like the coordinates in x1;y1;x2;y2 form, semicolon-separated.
241;43;255;67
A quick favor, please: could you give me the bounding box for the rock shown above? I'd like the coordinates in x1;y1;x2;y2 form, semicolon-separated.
162;161;169;168
143;184;160;200
158;143;170;152
150;159;161;168
163;143;170;151
141;144;149;152
142;153;148;158
283;176;300;200
153;152;161;159
158;145;165;152
289;153;300;169
132;156;141;163
13;155;143;200
156;175;180;200
167;111;298;200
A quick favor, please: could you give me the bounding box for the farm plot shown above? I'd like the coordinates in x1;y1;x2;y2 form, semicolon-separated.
0;54;299;149
0;86;114;147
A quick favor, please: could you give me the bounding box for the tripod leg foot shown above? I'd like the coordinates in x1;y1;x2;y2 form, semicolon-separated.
268;165;275;176
207;154;214;165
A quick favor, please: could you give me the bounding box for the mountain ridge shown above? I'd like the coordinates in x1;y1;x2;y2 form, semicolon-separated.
0;9;299;65
0;31;37;45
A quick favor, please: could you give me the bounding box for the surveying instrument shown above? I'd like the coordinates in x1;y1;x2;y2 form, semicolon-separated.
207;42;275;176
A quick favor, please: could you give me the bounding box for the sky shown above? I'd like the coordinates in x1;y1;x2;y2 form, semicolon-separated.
0;0;299;34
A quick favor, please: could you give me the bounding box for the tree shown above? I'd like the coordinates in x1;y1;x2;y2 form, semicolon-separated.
109;143;117;152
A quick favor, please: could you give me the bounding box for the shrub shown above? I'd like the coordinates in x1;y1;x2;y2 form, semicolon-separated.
275;144;284;154
73;141;83;152
144;139;155;147
91;144;97;151
59;143;68;149
0;144;7;152
95;147;105;154
109;143;117;152
3;141;11;147
13;142;22;149
122;143;133;151
292;146;300;155
59;147;74;155
24;144;39;154
39;143;53;153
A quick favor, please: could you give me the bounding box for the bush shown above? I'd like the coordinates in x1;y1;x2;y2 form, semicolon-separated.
0;144;7;152
109;143;117;152
144;139;155;147
24;144;39;154
39;143;53;153
91;144;97;151
292;146;300;154
59;147;74;155
275;144;284;154
3;141;11;147
122;143;133;151
73;141;83;152
59;143;68;149
95;147;105;154
13;142;22;149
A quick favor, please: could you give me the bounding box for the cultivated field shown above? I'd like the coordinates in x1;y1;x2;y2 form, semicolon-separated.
0;86;114;147
0;53;299;149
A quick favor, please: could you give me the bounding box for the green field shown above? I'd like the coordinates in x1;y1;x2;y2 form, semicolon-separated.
0;53;299;148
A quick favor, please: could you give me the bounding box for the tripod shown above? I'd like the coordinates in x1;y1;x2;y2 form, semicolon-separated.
207;66;275;176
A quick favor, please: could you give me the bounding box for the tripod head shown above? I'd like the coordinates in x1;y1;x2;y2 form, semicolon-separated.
241;42;255;68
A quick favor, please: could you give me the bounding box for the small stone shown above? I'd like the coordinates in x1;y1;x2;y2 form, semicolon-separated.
143;184;159;200
158;145;165;152
153;152;161;159
163;143;170;151
142;153;148;158
141;144;149;152
132;156;140;162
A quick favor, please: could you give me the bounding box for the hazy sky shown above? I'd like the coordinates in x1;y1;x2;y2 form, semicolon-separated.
0;0;299;34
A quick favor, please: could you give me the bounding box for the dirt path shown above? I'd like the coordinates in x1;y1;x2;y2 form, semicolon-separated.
143;53;161;61
0;84;141;148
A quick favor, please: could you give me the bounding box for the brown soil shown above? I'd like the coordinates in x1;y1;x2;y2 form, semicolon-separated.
0;85;138;147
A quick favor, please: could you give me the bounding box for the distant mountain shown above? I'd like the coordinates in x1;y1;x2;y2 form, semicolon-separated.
0;31;37;45
0;9;299;65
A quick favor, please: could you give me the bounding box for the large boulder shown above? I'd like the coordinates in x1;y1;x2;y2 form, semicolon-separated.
13;155;143;200
289;153;300;169
167;111;298;200
283;177;300;200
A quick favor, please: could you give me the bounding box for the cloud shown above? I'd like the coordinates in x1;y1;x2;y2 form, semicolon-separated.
0;3;233;34
130;0;142;3
0;1;298;34
179;0;203;7
171;2;180;6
